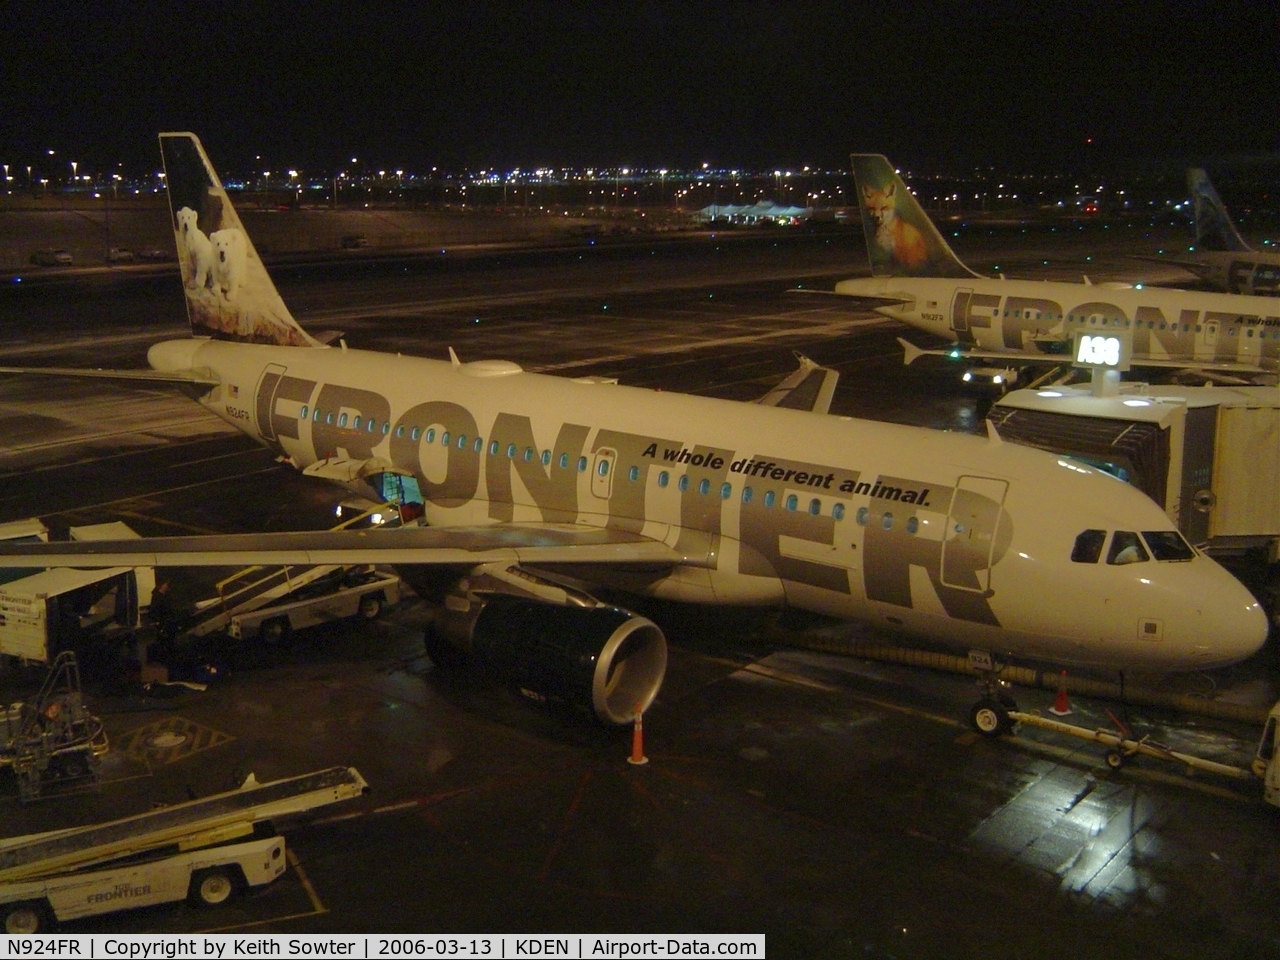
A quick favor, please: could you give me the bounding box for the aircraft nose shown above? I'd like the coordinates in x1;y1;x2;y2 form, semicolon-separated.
1189;572;1269;668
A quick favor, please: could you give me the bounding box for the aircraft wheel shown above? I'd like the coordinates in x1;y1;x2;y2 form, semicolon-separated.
1106;751;1126;770
4;901;47;933
358;594;383;620
191;868;239;906
970;698;1011;737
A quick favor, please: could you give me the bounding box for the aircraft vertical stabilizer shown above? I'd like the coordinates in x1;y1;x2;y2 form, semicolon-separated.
1189;167;1251;253
159;133;321;347
850;154;979;279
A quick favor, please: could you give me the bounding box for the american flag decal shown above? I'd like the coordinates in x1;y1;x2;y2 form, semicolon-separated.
228;384;239;398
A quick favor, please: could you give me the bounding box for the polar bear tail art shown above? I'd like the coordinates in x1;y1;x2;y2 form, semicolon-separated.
159;133;322;347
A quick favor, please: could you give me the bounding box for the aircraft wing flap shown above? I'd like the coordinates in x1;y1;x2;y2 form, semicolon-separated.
0;524;684;570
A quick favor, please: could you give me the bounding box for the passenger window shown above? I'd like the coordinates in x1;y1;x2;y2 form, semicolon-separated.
1071;529;1106;563
314;409;323;422
300;405;309;420
559;453;569;469
742;486;753;504
856;507;869;525
833;503;845;521
629;466;640;482
473;437;482;451
489;440;499;456
440;431;449;446
785;494;798;511
697;478;709;495
808;499;821;516
542;450;551;466
763;491;776;508
577;456;588;472
720;482;732;500
523;447;533;462
906;517;918;534
1142;530;1195;561
339;413;348;428
881;512;893;530
457;434;467;449
507;443;517;458
424;428;435;443
678;475;689;492
600;460;611;477
1107;531;1149;565
353;416;361;429
658;471;669;488
396;425;405;438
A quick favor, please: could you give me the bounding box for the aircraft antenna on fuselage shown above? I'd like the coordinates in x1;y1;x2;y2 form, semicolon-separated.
158;132;323;348
849;154;981;280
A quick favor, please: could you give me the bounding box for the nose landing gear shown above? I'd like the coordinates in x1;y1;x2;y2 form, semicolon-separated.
967;650;1018;737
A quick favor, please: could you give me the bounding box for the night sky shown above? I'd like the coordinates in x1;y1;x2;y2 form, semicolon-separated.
3;1;1277;175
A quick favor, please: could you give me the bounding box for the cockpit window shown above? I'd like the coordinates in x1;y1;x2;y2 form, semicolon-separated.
1107;531;1149;565
1071;529;1106;563
1143;530;1196;561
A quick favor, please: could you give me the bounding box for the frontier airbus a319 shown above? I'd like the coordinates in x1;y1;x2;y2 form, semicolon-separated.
1137;167;1280;297
0;135;1267;733
835;155;1280;378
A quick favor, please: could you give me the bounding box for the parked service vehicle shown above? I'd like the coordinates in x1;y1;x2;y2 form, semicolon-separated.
0;520;154;663
105;247;134;263
28;249;72;266
992;383;1280;627
226;567;401;643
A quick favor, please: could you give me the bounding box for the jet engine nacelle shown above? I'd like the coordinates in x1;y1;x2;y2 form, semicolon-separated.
437;592;667;725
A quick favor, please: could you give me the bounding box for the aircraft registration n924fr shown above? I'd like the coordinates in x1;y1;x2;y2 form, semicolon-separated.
0;134;1267;732
834;155;1280;378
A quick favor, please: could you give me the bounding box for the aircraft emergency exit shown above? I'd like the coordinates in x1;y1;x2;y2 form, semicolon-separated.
835;155;1280;376
0;135;1268;731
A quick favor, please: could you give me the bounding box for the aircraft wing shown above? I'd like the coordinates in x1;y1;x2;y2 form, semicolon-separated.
0;365;220;387
896;338;1067;367
1129;254;1208;275
897;337;1276;376
0;523;685;570
755;353;839;414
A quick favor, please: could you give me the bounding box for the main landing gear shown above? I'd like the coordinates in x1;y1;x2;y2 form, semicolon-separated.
967;650;1018;737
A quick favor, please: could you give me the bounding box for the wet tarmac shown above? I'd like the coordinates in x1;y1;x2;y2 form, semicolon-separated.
1;227;1279;958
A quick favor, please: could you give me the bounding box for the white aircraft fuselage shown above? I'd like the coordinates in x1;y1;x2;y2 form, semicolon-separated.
148;335;1266;673
836;274;1280;368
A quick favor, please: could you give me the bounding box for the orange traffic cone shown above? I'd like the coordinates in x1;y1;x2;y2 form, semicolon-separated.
628;704;649;766
1049;670;1072;716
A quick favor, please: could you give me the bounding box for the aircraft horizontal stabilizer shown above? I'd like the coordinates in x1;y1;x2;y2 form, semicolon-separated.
0;365;221;386
0;523;685;570
788;288;912;310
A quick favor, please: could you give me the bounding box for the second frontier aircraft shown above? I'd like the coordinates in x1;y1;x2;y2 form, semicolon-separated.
0;135;1267;734
835;155;1280;377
